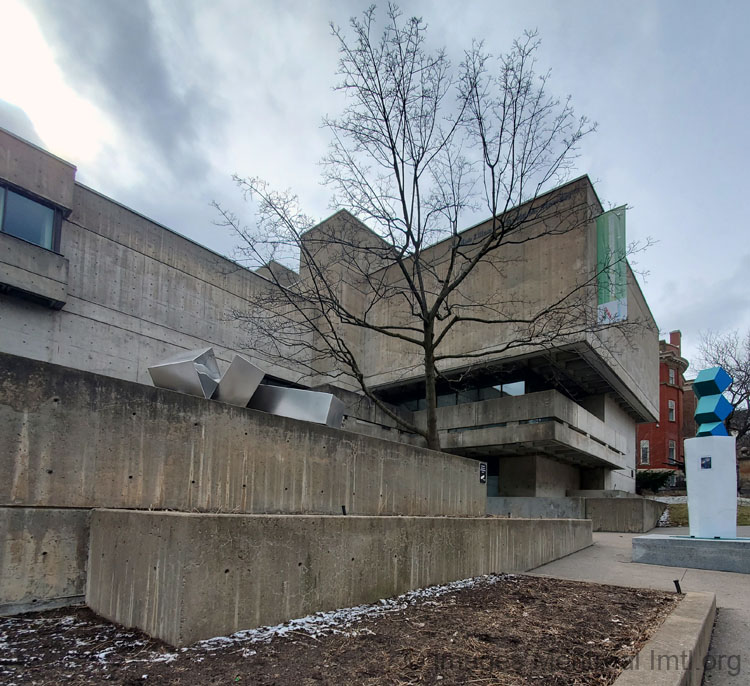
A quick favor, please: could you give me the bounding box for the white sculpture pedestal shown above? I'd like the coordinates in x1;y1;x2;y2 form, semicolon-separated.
685;435;737;539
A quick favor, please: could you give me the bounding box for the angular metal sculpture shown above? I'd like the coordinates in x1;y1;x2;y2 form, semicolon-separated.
693;366;733;436
248;384;345;428
213;354;264;407
148;347;221;399
693;366;732;399
148;351;346;428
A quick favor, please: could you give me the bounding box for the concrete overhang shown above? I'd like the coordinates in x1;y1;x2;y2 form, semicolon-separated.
439;420;627;470
372;340;657;424
412;389;629;470
0;232;69;309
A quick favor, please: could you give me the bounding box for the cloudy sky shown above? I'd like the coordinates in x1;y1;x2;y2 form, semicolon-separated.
1;0;748;371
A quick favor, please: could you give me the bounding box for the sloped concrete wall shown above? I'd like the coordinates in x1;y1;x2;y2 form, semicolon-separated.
0;353;485;517
585;497;665;532
86;510;593;646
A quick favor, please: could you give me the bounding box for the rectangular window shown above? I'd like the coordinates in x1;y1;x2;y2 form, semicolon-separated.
668;399;676;422
640;439;650;465
668;440;676;464
669;368;676;385
501;380;525;396
0;186;57;250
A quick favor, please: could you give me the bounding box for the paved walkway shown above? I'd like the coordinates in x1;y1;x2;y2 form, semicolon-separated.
530;527;750;686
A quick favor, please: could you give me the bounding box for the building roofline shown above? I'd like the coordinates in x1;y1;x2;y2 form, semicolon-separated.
0;126;77;170
74;181;254;276
456;173;603;237
306;174;605;255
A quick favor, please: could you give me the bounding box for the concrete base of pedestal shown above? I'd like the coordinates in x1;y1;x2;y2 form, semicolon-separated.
632;534;750;574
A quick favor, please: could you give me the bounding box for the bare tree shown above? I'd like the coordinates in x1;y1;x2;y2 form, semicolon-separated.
698;329;750;441
215;5;646;450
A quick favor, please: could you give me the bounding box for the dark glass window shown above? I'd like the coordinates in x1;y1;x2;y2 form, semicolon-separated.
1;187;56;249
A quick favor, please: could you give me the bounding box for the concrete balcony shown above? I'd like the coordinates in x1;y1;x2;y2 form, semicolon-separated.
0;232;69;309
415;390;628;470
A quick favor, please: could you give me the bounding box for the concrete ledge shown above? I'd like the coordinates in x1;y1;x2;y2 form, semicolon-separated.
568;489;634;498
0;353;485;516
0;233;69;309
586;497;666;532
86;510;593;646
0;507;90;614
487;496;585;519
632;534;750;574
1;595;85;616
612;592;716;686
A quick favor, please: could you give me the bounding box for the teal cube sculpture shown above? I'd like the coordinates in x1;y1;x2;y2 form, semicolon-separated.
696;421;729;437
695;393;733;424
693;366;732;398
692;365;734;438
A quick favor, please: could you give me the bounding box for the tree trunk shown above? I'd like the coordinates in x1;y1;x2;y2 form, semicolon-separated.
423;335;441;451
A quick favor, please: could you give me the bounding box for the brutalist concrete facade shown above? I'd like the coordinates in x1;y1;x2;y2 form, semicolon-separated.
0;128;654;640
0;127;660;496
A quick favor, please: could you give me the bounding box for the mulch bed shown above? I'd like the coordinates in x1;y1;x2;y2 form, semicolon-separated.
1;574;678;686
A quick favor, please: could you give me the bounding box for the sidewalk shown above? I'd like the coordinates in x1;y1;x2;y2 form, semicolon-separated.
530;526;750;685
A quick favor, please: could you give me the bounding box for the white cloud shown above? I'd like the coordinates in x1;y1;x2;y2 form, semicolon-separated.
0;0;117;165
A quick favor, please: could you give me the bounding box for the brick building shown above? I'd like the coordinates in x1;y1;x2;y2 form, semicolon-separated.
636;331;689;479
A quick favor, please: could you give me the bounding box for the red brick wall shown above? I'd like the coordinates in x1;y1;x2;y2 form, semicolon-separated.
636;334;687;472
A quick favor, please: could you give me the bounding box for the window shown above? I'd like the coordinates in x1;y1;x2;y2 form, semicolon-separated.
669;368;676;385
640;439;650;465
399;379;526;412
668;440;676;464
668;400;676;422
0;185;58;250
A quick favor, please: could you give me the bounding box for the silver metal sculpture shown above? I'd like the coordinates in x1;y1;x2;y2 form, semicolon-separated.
248;384;345;428
148;347;221;399
212;354;264;407
149;350;346;429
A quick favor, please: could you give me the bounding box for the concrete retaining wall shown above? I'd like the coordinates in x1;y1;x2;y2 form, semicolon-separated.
632;535;750;574
0;508;89;614
613;592;715;686
487;496;586;519
586;497;666;533
86;509;593;646
0;353;485;517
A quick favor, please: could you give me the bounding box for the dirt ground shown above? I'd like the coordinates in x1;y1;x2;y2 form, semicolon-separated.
1;574;678;686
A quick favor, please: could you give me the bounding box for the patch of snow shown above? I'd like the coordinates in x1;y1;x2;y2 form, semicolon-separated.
95;647;116;662
125;652;178;665
196;573;510;651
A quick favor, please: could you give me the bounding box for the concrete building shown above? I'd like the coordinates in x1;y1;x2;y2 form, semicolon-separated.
635;331;689;484
0;127;659;498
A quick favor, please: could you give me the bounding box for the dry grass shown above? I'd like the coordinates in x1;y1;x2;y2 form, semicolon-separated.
667;503;750;527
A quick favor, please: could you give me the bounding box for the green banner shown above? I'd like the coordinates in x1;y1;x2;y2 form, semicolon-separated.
596;207;627;323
